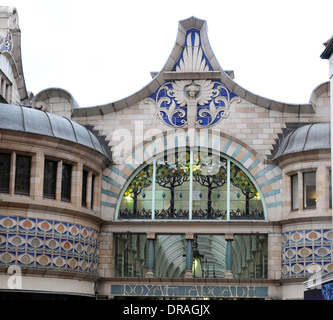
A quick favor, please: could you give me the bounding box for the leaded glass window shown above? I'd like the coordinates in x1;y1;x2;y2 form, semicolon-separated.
229;163;263;219
119;164;153;219
291;174;299;210
43;160;57;199
304;171;316;209
155;151;190;219
192;152;228;219
0;153;11;193
15;155;31;195
61;163;72;202
82;169;88;207
118;149;265;221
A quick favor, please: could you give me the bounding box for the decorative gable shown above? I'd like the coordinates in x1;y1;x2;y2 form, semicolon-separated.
147;22;240;129
173;28;213;72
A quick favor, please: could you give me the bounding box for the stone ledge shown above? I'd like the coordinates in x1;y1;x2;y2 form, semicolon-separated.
0;195;103;224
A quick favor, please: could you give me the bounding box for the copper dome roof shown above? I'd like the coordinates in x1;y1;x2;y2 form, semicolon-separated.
273;123;330;159
0;103;110;160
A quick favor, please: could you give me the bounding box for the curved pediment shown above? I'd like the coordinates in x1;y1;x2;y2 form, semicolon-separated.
73;16;314;118
73;17;237;118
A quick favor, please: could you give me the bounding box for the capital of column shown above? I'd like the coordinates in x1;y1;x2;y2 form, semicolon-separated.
185;233;194;240
146;232;156;240
225;233;234;241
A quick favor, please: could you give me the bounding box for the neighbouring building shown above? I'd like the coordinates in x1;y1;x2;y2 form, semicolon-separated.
0;7;332;300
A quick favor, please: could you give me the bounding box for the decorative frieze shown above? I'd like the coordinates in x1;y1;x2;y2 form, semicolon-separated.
281;229;333;278
0;216;99;275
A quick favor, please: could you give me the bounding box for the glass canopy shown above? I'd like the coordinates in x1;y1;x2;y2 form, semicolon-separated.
117;148;265;221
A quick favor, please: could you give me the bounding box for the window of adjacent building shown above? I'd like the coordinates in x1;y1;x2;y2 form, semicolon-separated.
14;155;31;195
118;148;265;221
291;174;298;210
303;172;316;209
61;163;72;202
0;72;12;104
43;159;57;199
0;153;11;193
0;152;98;210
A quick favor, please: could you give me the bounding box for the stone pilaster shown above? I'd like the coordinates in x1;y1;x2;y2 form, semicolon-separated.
268;232;282;279
98;230;114;278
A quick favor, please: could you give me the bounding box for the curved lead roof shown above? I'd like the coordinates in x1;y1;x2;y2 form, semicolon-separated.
273;123;330;159
0;103;110;160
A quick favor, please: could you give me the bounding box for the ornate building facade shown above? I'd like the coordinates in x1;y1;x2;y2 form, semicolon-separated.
0;7;332;299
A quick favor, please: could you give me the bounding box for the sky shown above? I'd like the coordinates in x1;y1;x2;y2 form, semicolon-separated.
3;0;333;107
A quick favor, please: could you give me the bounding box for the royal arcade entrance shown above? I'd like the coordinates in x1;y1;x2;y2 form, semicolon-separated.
108;231;274;300
110;282;270;300
102;144;282;300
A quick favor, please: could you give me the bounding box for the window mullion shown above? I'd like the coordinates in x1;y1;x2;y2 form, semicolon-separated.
56;160;63;201
189;149;194;220
152;159;156;220
227;159;230;221
9;151;16;196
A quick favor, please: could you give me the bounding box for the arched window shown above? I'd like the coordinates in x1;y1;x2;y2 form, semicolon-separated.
117;148;266;221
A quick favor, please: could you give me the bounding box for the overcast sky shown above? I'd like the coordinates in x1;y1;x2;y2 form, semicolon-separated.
4;0;333;107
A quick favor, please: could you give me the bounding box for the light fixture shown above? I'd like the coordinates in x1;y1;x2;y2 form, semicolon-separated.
124;192;133;200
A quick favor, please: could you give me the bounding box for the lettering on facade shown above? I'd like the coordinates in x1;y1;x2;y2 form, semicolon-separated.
111;284;268;298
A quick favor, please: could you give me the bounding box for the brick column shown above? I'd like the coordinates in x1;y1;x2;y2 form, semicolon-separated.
30;153;44;201
98;230;114;278
316;165;328;211
92;173;101;212
71;162;83;207
87;171;93;209
267;232;282;279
